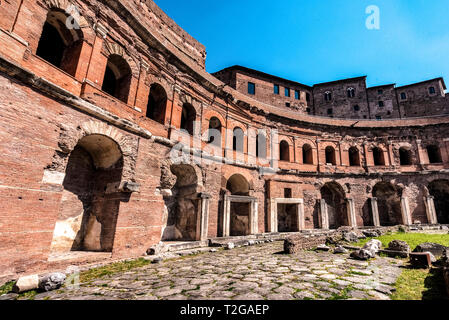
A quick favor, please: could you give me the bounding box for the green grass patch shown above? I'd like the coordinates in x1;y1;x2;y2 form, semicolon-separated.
79;258;152;283
0;281;15;295
391;266;448;300
352;232;449;251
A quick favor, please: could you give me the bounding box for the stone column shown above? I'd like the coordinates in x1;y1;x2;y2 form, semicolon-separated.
370;197;380;227
400;196;412;225
268;199;278;233
346;198;357;228
198;193;211;241
319;199;329;229
297;200;305;231
222;195;230;237
424;196;438;225
250;199;259;235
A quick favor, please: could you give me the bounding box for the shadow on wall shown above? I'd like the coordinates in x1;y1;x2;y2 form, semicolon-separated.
162;164;200;241
50;134;130;253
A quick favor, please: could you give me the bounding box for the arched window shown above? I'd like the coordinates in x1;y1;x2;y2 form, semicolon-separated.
102;54;132;103
180;103;196;135
280;140;290;162
207;117;222;146
325;146;336;165
36;10;83;76
146;83;167;124
302;144;313;164
233;127;244;152
348;147;360;166
427;145;442;164
372;147;385;166
324;91;332;102
256;133;267;159
399;147;412;166
347;87;355;98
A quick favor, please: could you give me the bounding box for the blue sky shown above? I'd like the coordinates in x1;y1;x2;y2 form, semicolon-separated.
154;0;449;88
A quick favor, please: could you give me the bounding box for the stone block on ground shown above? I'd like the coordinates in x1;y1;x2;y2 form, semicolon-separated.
38;273;66;292
409;252;432;268
284;234;327;254
387;240;411;253
413;243;448;258
334;246;348;254
12;275;39;293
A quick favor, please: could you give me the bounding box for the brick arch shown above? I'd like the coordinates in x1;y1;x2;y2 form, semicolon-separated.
179;93;201;114
41;0;95;43
221;171;254;192
49;121;139;184
103;41;139;78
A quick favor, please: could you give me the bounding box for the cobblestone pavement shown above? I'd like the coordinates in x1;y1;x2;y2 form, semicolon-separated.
32;242;404;300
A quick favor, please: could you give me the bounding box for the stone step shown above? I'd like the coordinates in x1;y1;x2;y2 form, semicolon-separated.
162;241;208;252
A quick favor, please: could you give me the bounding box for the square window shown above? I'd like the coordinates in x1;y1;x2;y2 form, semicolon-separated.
285;87;290;97
378;101;384;107
378;89;383;95
400;92;407;100
286;102;291;108
376;115;382;120
284;188;292;198
429;87;436;94
248;82;255;95
327;108;333;115
353;105;360;111
295;90;300;100
274;84;279;95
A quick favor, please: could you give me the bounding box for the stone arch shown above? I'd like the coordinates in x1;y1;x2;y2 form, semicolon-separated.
302;143;314;164
325;146;337;165
50;133;126;253
372;146;386;166
146;83;167;124
49;121;138;186
233;127;245;152
207;116;223;147
348;146;360;166
279;140;290;162
428;180;449;224
226;174;252;236
41;0;94;41
226;174;250;196
36;6;85;76
320;182;348;229
373;182;402;226
103;41;139;78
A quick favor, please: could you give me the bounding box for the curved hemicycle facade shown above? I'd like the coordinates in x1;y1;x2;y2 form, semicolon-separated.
0;0;449;279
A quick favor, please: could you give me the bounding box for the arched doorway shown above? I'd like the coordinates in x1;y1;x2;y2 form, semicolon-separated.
320;182;347;229
280;140;290;162
373;182;402;226
102;54;132;103
36;9;83;76
325;146;336;165
207;117;222;147
50;134;124;253
349;147;360;166
226;174;251;236
180;103;196;135
372;147;385;166
162;164;201;241
399;147;412;166
146;83;167;124
303;144;313;164
428;180;449;224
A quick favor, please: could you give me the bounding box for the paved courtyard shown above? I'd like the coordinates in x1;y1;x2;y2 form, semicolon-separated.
32;242;403;300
